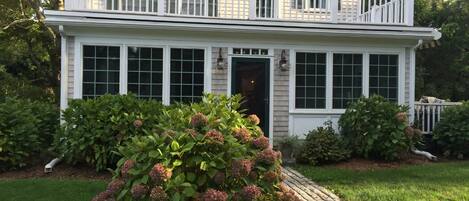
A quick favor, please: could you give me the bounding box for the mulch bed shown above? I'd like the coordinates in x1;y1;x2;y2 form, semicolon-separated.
0;163;111;181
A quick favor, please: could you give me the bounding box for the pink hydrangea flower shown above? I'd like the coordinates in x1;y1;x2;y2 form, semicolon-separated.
233;128;251;143
149;163;171;184
200;189;228;201
131;184;149;200
247;114;260;125
120;159;136;177
191;112;208;128
205;130;224;144
106;179;125;195
231;159;252;179
252;136;269;150
256;149;279;165
241;185;262;201
149;186;168;201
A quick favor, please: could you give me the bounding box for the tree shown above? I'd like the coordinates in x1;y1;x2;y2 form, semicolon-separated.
0;0;60;102
414;0;469;101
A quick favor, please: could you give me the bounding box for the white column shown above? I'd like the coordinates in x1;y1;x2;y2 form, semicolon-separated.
406;0;414;26
330;0;338;23
409;48;416;123
158;0;166;15
59;26;68;113
249;0;256;19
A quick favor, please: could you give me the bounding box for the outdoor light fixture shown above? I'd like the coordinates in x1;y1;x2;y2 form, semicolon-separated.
279;50;289;71
216;48;224;70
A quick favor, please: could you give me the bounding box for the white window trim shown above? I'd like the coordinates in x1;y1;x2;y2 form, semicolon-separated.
73;37;212;105
289;48;405;114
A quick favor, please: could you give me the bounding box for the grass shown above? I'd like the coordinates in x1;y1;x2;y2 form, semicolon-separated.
0;178;106;201
293;161;469;201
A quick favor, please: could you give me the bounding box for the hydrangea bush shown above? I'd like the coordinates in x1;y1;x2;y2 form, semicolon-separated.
339;95;418;161
54;94;164;171
93;94;299;201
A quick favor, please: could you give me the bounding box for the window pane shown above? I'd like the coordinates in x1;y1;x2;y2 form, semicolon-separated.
170;48;205;103
295;52;327;109
127;47;164;100
369;54;398;101
82;45;120;99
333;53;363;108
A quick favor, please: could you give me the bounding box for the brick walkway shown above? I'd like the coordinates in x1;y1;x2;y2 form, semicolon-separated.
283;167;341;201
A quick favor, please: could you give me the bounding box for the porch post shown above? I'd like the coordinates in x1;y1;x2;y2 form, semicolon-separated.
330;0;338;23
158;0;166;15
249;0;257;19
405;0;414;26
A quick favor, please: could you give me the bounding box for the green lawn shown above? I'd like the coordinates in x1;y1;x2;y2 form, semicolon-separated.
0;178;106;201
294;161;469;201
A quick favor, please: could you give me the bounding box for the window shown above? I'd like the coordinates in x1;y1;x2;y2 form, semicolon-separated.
170;48;205;103
82;45;120;99
296;0;335;10
369;54;398;102
308;0;327;9
257;0;274;18
233;48;269;56
127;47;163;100
295;52;327;109
333;54;363;108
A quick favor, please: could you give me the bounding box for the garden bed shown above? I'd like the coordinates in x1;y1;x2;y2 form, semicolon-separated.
0;164;111;181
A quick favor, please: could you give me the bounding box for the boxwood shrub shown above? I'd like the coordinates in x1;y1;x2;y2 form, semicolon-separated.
338;95;415;161
295;122;350;165
92;94;300;201
433;102;469;159
54;94;165;171
0;98;58;171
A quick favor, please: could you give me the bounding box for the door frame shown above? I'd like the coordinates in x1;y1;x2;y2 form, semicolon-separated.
227;50;274;145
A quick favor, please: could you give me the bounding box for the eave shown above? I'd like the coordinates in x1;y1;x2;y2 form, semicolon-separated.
45;10;441;41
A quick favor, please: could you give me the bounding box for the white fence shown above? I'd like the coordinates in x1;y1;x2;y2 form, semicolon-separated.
65;0;414;25
414;102;462;134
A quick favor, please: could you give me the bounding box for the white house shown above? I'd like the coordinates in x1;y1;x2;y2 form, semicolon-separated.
45;0;441;143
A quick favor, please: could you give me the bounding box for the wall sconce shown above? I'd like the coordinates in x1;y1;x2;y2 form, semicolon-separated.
216;48;224;70
279;50;289;71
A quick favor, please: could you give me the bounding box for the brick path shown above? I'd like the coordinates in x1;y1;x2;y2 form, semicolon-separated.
283;167;341;201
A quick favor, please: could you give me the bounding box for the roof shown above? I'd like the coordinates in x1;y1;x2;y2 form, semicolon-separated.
45;10;441;41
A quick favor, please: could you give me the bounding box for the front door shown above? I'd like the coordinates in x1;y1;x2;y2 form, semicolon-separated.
232;57;270;136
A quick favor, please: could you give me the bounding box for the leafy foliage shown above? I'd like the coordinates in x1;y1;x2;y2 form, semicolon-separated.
295;122;350;165
415;0;469;101
338;96;415;161
0;71;55;102
93;94;298;201
54;94;165;171
0;0;60;93
0;97;59;171
433;102;469;159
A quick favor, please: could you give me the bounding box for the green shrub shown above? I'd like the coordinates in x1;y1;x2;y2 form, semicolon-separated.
93;94;300;201
0;98;59;171
54;94;165;171
295;122;350;165
338;95;414;161
433;102;469;159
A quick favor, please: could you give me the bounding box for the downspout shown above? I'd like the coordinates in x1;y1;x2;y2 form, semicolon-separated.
410;39;437;161
45;25;67;173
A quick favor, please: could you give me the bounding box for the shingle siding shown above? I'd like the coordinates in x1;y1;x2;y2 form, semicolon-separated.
273;49;290;142
67;36;75;99
211;47;228;95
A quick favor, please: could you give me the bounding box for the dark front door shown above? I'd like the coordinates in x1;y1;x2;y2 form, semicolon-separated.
232;57;270;136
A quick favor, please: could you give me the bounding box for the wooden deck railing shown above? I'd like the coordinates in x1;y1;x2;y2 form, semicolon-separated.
64;0;414;25
414;102;462;134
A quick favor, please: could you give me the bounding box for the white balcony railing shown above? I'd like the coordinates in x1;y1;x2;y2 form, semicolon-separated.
414;102;462;134
65;0;414;25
